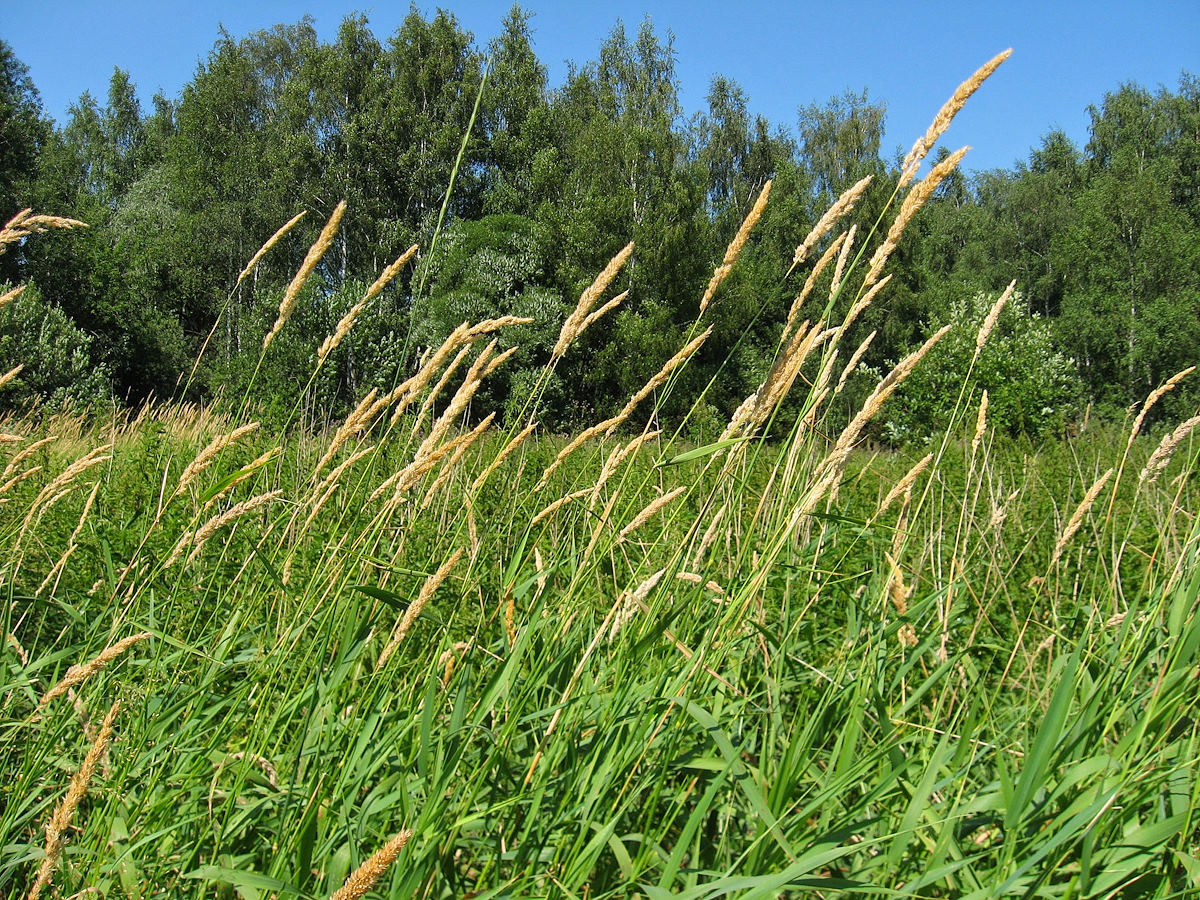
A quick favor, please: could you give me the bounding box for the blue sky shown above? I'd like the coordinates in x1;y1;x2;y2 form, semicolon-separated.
5;0;1198;173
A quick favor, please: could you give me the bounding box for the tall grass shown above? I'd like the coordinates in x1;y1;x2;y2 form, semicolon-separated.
2;52;1199;899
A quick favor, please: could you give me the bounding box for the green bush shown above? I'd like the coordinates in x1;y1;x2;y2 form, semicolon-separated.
0;281;112;412
877;287;1084;443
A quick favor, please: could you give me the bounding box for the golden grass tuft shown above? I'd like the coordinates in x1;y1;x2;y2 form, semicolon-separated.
37;633;150;709
27;701;120;900
618;486;687;541
972;390;990;458
1127;366;1194;452
607;568;668;643
171;423;261;502
836;329;876;394
378;550;465;668
1140;415;1200;485
0;209;88;255
700;179;772;314
471;421;538;493
878;453;933;517
17;445;112;551
329;829;413;900
1;283;27;310
974;280;1016;362
1050;468;1114;568
0;364;23;391
552;241;634;359
318;243;419;364
236;210;307;287
263;201;346;350
536;329;709;490
900;49;1012;186
785;233;846;337
789;175;873;274
863;148;969;291
166;490;283;567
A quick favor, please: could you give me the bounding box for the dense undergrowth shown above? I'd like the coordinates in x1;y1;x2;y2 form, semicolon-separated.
2;53;1200;899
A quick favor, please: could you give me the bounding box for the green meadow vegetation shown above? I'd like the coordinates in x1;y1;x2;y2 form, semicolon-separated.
2;15;1200;900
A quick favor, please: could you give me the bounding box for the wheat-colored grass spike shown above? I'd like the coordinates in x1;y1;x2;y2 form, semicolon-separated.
28;701;120;900
701;179;772;314
263;201;346;350
378;549;464;668
900;49;1012;186
1140;416;1200;485
329;829;413;900
0;283;26;310
0;365;23;391
37;632;150;709
836;329;876;394
972;391;990;458
318;244;419;363
863;148;969;291
471;422;537;493
236;210;307;286
974;281;1016;362
552;241;635;359
1050;468;1114;568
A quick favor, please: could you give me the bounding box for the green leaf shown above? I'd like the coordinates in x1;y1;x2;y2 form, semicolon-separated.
657;436;753;466
182;865;309;898
1006;650;1079;833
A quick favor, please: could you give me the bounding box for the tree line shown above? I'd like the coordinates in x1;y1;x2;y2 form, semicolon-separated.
1;7;1198;439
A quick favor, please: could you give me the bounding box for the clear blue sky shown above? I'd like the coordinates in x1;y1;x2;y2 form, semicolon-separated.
5;0;1198;173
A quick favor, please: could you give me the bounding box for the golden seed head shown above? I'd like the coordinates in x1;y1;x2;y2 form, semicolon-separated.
329;829;413;900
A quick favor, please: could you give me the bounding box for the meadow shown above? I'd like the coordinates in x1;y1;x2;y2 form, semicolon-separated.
2;54;1199;899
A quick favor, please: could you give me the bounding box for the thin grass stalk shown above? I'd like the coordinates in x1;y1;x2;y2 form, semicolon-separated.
403;57;491;365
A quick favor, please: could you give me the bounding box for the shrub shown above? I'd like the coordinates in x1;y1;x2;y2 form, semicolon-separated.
877;288;1083;443
0;281;112;412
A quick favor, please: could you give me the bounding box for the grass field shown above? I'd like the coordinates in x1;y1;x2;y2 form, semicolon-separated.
3;53;1200;900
